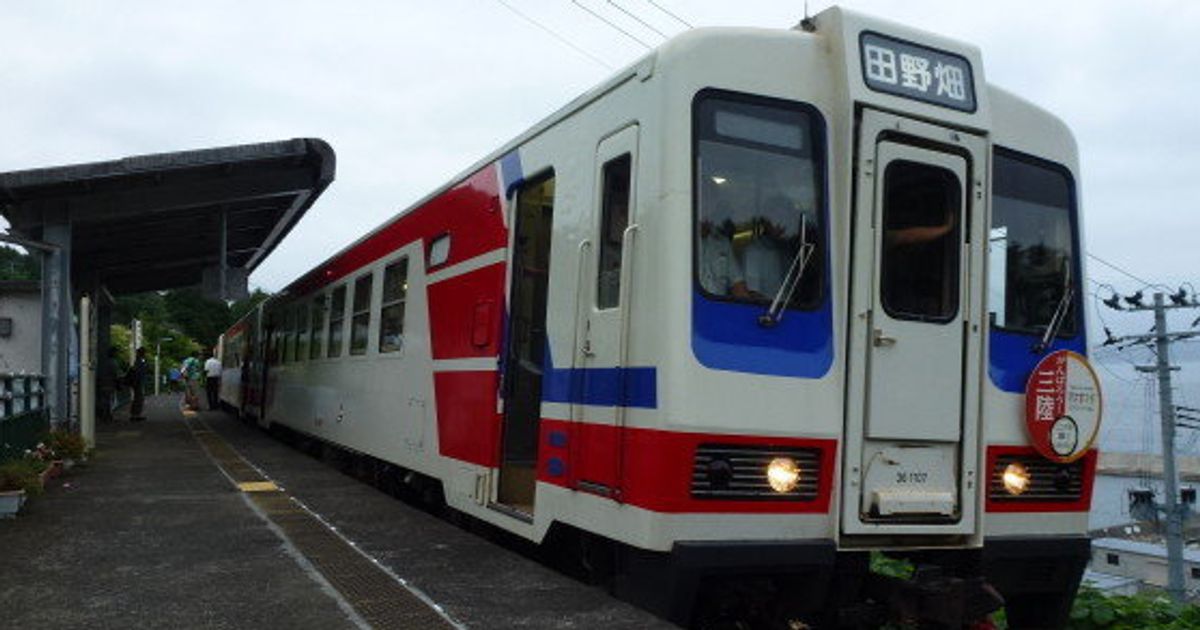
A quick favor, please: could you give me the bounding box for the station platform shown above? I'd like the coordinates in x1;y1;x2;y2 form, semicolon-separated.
0;395;672;629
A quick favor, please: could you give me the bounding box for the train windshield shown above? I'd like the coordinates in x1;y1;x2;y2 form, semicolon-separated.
693;91;823;310
988;149;1079;337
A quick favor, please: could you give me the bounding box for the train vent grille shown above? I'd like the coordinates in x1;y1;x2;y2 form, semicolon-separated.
988;455;1086;503
691;444;822;501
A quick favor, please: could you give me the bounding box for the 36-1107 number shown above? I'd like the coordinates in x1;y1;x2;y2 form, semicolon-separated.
896;471;929;484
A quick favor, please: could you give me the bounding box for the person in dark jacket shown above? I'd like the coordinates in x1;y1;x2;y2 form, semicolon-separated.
128;347;149;421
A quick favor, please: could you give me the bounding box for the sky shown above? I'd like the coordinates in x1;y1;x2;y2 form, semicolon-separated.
1;1;1197;318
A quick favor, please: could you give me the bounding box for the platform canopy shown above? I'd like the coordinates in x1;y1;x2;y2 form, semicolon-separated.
0;138;335;295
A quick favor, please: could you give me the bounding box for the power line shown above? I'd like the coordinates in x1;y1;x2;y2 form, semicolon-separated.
607;0;669;39
571;0;653;49
645;0;692;28
491;0;614;69
1087;252;1161;290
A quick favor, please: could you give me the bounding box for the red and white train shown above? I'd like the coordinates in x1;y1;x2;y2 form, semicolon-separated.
219;7;1101;627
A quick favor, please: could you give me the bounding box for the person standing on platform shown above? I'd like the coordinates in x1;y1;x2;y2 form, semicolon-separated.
180;351;202;411
128;347;148;422
204;351;222;410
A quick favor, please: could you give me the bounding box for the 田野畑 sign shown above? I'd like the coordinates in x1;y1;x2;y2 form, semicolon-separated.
860;32;976;112
1024;350;1103;463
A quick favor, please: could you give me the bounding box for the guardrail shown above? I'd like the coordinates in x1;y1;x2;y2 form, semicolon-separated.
0;373;49;463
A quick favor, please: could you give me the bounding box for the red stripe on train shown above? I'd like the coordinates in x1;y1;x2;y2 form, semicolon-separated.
286;165;507;297
538;418;837;514
427;263;506;360
434;370;502;467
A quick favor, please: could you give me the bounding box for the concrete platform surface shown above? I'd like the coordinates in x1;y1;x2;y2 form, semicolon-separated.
0;395;673;629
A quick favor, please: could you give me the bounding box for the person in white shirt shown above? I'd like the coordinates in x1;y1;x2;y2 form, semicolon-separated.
204;353;223;410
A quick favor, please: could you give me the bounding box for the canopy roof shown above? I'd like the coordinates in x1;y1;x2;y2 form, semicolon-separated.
0;138;334;294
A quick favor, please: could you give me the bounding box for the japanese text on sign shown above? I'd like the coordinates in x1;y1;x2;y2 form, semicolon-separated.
860;32;976;112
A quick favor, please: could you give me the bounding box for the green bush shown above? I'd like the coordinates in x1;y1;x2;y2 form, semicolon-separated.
1064;586;1200;629
0;458;44;496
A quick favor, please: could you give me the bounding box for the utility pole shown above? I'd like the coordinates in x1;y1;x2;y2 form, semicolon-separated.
1105;289;1200;602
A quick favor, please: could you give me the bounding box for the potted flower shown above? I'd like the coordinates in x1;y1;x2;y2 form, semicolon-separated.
46;430;87;470
0;458;43;518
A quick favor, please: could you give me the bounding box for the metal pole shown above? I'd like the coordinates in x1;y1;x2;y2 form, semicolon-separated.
154;341;161;397
219;207;228;300
79;294;95;448
1152;292;1185;601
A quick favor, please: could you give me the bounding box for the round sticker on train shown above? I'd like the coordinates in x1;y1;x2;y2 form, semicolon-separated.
1024;350;1102;463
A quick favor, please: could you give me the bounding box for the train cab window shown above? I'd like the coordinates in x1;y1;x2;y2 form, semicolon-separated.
989;149;1078;337
310;299;325;360
379;259;408;353
327;286;346;358
693;91;823;309
296;303;310;361
879;160;962;322
597;154;631;309
350;274;373;356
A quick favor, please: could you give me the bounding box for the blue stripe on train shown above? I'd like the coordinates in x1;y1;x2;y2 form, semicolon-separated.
541;364;658;409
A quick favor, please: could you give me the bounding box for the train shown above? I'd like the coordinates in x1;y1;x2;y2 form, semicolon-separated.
218;7;1102;628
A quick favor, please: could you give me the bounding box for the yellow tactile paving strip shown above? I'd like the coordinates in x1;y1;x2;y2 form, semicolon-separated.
184;417;458;630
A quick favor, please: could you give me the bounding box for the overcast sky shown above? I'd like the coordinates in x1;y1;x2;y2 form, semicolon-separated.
1;1;1197;309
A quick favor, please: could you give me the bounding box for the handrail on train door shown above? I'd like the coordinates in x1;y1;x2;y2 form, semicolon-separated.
613;222;639;502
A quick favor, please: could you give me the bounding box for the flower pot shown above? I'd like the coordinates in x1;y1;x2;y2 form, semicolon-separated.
0;489;26;518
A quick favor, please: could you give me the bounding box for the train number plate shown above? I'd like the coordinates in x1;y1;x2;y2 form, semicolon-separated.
860;443;958;517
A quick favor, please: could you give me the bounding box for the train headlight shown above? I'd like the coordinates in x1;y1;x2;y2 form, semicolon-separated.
1002;462;1031;496
766;457;801;493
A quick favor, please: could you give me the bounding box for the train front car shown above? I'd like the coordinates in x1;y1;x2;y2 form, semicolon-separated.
604;8;1100;627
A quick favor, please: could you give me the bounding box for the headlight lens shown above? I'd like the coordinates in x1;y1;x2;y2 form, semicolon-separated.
1002;462;1031;496
766;457;801;493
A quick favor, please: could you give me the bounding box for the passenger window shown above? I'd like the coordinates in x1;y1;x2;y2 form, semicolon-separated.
596;154;631;309
327;286;346;358
296;303;310;361
310;299;325;359
350;274;373;355
283;308;295;363
880;160;962;322
379;259;408;353
429;234;451;268
694;92;824;309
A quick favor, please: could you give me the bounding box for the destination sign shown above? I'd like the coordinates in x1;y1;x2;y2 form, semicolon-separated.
860;32;976;112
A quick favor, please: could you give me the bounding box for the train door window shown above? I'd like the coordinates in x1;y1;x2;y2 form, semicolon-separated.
327;286;346;358
296;302;310;361
988;149;1078;337
310;298;325;360
379;258;408;353
349;273;373;356
693;91;824;309
596;154;631;309
879;160;962;322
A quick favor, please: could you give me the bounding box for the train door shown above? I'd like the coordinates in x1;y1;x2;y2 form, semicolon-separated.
497;171;556;515
571;125;638;499
842;110;986;537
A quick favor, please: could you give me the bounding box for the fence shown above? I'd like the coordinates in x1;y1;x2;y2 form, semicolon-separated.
0;374;49;463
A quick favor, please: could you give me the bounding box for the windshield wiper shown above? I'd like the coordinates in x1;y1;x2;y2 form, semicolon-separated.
1033;257;1073;354
759;215;816;328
